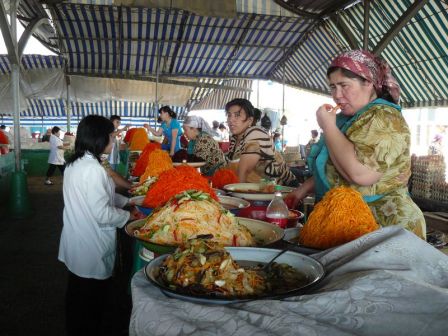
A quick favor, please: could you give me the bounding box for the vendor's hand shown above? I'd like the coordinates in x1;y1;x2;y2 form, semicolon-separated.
129;206;146;221
316;104;337;131
284;187;308;209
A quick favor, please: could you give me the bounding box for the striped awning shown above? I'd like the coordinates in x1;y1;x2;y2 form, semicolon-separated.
191;79;252;110
0;115;161;129
7;0;448;109
0;55;65;74
14;98;186;119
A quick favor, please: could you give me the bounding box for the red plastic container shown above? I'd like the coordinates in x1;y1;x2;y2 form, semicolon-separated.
238;201;304;228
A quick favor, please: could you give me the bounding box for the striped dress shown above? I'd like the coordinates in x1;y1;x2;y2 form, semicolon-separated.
226;126;297;186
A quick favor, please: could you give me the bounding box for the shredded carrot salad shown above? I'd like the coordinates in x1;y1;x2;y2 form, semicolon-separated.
143;165;217;208
210;168;239;189
128;128;149;151
0;131;8;144
132;142;161;176
140;149;173;181
123;128;138;143
299;186;379;249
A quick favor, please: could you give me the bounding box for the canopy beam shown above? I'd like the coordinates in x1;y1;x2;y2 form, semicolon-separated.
362;0;370;50
65;71;253;92
0;1;19;65
18;17;51;57
331;15;358;50
373;0;429;55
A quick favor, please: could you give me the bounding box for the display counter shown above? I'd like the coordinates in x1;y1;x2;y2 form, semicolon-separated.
0;152;14;204
21;149;52;176
19;148;129;177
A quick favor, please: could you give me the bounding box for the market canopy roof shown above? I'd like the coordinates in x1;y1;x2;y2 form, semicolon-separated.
2;0;448;114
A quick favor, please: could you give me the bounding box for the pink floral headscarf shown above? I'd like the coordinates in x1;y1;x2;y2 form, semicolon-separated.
330;50;400;104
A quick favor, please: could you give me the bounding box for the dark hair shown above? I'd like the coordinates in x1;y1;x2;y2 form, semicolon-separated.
327;67;394;103
261;113;272;130
212;120;219;128
225;98;256;123
252;108;262;126
218;123;226;130
311;129;318;137
159;106;177;119
0;125;5;129
110;115;121;122
51;126;61;134
67;115;114;166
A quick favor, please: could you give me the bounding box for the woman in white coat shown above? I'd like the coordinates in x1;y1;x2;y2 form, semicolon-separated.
58;115;141;335
45;126;66;185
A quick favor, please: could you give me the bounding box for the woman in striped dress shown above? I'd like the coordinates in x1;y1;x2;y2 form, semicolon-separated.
225;98;298;187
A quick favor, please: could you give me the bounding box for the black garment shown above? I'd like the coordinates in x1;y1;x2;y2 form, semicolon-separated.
66;271;111;336
46;163;65;179
41;134;51;142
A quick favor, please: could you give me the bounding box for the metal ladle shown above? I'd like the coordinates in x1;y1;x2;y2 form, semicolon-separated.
262;249;289;272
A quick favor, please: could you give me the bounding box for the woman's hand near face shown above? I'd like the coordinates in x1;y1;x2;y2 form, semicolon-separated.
316;104;338;131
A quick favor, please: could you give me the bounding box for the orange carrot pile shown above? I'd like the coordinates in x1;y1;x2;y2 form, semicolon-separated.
143;165;217;208
132;142;161;177
123;128;138;143
129;128;149;151
299;186;379;249
0;131;8;144
211;168;239;189
140;149;173;181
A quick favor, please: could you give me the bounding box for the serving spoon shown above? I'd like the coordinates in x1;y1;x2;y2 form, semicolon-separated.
262;249;289;272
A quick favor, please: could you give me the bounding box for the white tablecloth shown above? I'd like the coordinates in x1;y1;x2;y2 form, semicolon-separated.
130;226;448;336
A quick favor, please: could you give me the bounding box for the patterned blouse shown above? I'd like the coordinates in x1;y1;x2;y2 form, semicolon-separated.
227;126;297;186
326;103;426;239
192;132;226;176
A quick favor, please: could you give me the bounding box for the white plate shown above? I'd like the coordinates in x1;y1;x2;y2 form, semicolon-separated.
124;217;284;254
129;195;145;206
218;195;250;211
172;161;206;168
223;183;294;201
144;247;325;304
213;188;226;196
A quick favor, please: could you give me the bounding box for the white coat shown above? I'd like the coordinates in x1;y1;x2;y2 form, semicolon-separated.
48;134;65;165
58;153;130;279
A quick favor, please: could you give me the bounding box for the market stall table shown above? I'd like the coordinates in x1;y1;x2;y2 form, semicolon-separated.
129;226;448;336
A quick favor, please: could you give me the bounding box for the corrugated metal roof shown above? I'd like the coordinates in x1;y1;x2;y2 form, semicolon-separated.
6;0;448;110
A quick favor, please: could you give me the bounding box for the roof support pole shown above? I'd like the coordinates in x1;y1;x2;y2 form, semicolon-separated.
0;0;21;171
1;0;32;218
66;75;71;132
281;49;286;150
363;0;371;50
154;40;160;129
373;0;429;55
0;2;19;64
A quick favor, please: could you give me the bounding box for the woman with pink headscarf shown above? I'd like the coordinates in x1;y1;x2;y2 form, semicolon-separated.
287;49;425;239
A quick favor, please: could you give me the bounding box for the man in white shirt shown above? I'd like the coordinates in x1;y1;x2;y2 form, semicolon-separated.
45;126;68;185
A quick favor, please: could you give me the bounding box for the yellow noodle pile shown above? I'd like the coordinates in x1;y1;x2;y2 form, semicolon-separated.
128;128;149;151
140;149;173;181
299;186;379;249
